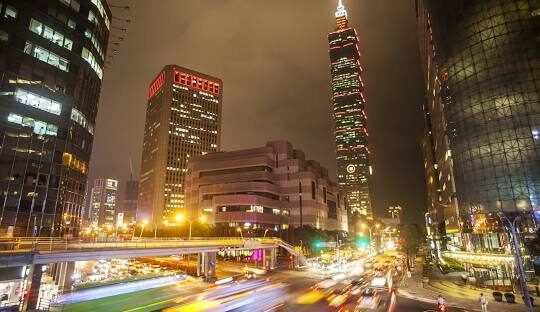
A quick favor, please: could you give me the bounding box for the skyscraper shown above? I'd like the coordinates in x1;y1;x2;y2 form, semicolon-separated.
0;0;111;237
328;0;373;217
138;65;222;229
120;178;138;225
416;0;540;288
88;178;117;228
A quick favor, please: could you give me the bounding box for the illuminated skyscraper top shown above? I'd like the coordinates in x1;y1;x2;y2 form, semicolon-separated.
328;0;373;217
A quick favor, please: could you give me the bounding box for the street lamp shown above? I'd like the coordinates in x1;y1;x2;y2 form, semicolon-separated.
175;214;206;240
139;220;148;239
236;227;244;240
497;211;533;312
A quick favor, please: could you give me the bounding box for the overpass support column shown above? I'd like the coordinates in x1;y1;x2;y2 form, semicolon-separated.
54;261;75;293
263;248;276;270
197;252;216;281
21;264;43;312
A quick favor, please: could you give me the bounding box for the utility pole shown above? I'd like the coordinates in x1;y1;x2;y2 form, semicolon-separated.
497;211;533;312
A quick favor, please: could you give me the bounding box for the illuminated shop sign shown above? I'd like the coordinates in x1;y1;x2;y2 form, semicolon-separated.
173;69;220;95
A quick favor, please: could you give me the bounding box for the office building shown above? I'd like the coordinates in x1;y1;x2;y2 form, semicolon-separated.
138;65;222;229
120;178;138;225
388;205;402;220
0;0;111;237
328;0;373;216
184;140;348;234
416;0;540;288
88;178;117;228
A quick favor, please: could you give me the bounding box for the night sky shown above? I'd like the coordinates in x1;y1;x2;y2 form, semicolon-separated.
90;0;427;224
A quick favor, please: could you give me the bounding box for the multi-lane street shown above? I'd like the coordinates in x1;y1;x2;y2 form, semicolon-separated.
56;253;465;312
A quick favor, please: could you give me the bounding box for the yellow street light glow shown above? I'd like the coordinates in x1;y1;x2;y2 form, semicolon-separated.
360;223;367;229
199;215;207;223
175;214;185;222
142;219;148;225
236;227;242;232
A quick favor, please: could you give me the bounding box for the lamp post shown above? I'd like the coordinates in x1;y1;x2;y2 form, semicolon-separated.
236;227;244;240
497;211;533;312
139;220;148;239
175;214;206;240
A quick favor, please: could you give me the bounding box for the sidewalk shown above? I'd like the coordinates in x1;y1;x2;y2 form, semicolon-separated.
398;261;540;311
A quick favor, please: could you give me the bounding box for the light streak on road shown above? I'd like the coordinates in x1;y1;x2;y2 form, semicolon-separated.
55;275;185;304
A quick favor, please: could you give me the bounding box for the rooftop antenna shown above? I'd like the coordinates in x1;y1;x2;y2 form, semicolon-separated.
129;156;134;181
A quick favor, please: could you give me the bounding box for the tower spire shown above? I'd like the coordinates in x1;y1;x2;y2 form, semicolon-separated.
335;0;347;19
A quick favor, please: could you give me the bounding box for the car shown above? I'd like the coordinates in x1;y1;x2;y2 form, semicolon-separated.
356;288;381;310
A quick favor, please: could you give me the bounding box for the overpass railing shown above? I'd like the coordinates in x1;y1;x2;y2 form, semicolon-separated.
0;237;284;253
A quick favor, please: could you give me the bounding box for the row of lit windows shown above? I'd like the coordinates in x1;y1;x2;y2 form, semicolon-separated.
24;41;69;72
29;18;73;51
71;108;94;134
82;47;103;79
62;152;88;175
84;29;104;60
90;0;110;29
7;113;58;136
15;88;61;115
173;70;220;95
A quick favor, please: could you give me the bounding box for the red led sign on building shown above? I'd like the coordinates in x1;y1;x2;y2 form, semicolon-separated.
147;71;165;99
173;69;220;95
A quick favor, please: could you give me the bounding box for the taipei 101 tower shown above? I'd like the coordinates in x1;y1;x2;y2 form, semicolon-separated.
328;0;373;217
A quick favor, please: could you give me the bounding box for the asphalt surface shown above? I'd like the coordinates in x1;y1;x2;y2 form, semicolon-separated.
396;295;470;312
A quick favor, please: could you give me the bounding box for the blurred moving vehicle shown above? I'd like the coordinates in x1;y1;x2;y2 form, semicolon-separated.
356;288;381;310
164;279;287;312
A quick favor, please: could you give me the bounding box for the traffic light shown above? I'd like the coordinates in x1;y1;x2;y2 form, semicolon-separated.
356;236;370;248
313;240;322;248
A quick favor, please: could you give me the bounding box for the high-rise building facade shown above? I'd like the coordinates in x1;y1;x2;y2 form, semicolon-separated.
138;65;222;228
417;0;540;288
328;0;373;216
416;0;461;252
120;178;138;225
0;0;110;237
388;205;402;220
184;140;348;234
88;178;117;228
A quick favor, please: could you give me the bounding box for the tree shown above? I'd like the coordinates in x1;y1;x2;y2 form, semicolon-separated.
399;223;423;268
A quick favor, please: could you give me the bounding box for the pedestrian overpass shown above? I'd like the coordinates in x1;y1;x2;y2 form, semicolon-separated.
0;237;305;311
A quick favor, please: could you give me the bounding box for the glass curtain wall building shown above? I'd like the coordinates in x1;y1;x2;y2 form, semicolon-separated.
328;0;373;217
137;65;222;229
417;0;540;289
0;0;110;237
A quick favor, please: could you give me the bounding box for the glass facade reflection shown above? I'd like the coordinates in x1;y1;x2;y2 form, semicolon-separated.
429;0;540;214
0;0;111;237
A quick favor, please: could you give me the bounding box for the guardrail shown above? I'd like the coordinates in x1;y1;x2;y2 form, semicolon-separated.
0;237;283;253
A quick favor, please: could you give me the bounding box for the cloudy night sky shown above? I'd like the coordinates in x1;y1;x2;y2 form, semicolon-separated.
91;0;427;224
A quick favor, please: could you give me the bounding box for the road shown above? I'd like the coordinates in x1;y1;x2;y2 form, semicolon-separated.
395;296;470;312
57;261;469;311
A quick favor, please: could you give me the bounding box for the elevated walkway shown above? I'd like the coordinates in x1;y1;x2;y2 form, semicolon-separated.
0;237;304;266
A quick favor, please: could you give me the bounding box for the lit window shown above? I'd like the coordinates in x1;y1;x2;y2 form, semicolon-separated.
81;47;103;79
15;88;62;115
4;5;17;18
29;19;73;51
24;41;69;72
59;0;80;12
84;29;104;59
0;30;8;42
71;108;94;134
7;113;58;136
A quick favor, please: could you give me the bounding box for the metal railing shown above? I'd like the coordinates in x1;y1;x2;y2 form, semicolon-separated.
0;236;283;253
